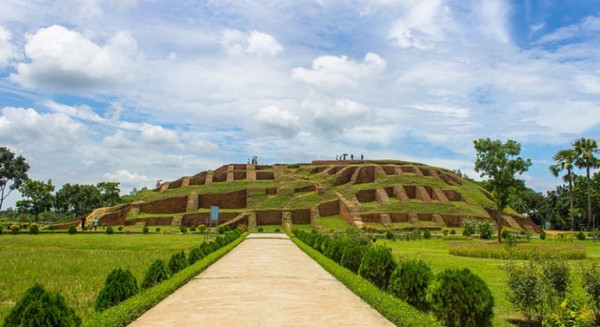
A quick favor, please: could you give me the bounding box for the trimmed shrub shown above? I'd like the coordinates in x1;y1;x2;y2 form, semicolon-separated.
142;227;149;234
275;228;280;233
386;231;395;240
29;223;39;235
388;260;433;311
427;268;494;327
258;227;264;233
540;231;546;240
324;240;347;263
68;226;77;234
155;227;160;232
189;226;196;232
478;221;494;239
106;226;114;235
442;229;449;236
340;244;367;273
463;218;478;235
462;228;472;237
501;228;510;240
168;251;188;275
578;231;586;241
217;225;231;234
0;225;3;234
180;227;187;234
450;229;456;235
3;283;81;327
48;225;56;231
358;245;397;290
117;226;123;231
94;269;138;312
423;230;432;239
10;224;19;235
141;259;170;289
188;247;205;265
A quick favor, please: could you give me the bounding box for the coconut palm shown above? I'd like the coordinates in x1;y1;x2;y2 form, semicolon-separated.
550;149;577;230
573;138;600;230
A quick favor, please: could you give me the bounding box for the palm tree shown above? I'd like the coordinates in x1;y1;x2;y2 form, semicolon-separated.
550;149;577;230
573;138;600;230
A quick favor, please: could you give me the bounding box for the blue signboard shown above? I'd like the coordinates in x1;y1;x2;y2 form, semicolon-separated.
210;206;219;222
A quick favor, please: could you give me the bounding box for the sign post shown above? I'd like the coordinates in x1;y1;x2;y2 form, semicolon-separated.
210;206;219;240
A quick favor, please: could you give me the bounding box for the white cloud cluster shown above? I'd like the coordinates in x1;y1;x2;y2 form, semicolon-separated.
221;29;283;57
253;105;300;138
11;25;138;91
103;169;151;186
0;26;17;68
292;53;386;89
303;99;372;135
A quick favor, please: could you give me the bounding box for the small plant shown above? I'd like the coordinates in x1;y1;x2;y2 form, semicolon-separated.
449;229;456;235
3;283;81;326
423;230;432;239
258;227;264;233
188;247;205;265
48;224;55;231
106;226;114;235
577;231;586;241
274;228;280;233
29;223;39;235
389;260;433;311
463;218;478;236
427;268;494;327
501;228;511;240
197;224;207;232
117;226;123;231
462;228;472;237
168;251;188;274
582;263;600;323
358;245;397;289
386;231;395;240
10;224;19;235
67;226;76;234
540;231;546;240
442;229;449;236
189;226;196;232
141;259;170;289
478;221;494;239
180;227;188;234
143;226;149;234
412;229;422;240
340;244;367;273
155;227;160;232
94;269;138;312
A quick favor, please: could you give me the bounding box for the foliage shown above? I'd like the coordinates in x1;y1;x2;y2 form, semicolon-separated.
55;183;103;218
290;235;439;327
217;225;231;234
540;231;546;240
423;230;431;239
388;260;433;311
386;231;395;240
142;227;149;234
118;226;123;231
167;251;188;275
358;245;397;289
462;228;471;236
106;226;114;234
339;243;367;273
141;259;170;289
473;138;531;242
10;224;19;235
449;242;585;260
463;218;478;235
68;226;77;234
3;283;81;327
257;227;263;232
449;229;456;235
94;269;139;312
188;247;205;265
96;182;122;207
180;227;187;234
582;263;600;323
478;220;494;239
18;179;55;222
29;223;39;235
550;149;577;230
427;268;494;327
324;239;347;263
543;298;594;327
577;231;586;240
573;137;599;230
0;147;30;211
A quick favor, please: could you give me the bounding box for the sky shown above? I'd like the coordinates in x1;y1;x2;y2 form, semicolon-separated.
0;0;599;208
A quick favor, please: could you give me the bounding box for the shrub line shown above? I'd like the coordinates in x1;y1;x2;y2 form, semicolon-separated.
290;235;439;327
82;232;248;327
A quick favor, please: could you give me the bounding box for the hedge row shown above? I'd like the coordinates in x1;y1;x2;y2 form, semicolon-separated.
82;231;247;327
292;231;439;327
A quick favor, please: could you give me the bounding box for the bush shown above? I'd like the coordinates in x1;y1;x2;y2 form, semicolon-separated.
501;228;511;240
389;260;433;311
450;229;456;235
478;221;494;239
10;224;19;235
0;225;3;234
442;229;449;236
540;231;546;240
106;226;114;235
68;226;77;234
582;263;600;323
141;259;170;289
117;226;123;231
142;226;149;234
257;227;264;233
29;223;39;235
188;247;205;265
94;269;138;312
155;227;160;232
578;231;586;240
423;230;431;239
358;245;397;290
427;268;494;327
340;244;367;273
412;229;422;240
3;283;81;327
324;240;347;263
274;228;280;233
168;251;188;275
463;218;478;235
217;225;231;234
189;226;196;232
180;227;187;234
386;231;395;240
462;228;472;237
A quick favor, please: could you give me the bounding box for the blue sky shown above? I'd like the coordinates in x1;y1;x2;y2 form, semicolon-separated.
0;0;599;208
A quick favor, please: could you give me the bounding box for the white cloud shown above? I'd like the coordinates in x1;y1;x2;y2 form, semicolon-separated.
537;16;600;44
253;105;300;138
475;0;510;43
102;130;135;148
0;26;17;68
388;0;446;49
103;169;151;186
11;25;138;91
187;140;220;153
292;53;386;89
139;125;179;145
221;29;282;57
44;100;104;123
0;107;84;145
303;99;372;135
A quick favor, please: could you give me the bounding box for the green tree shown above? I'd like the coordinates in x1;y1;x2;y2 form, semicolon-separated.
550;149;577;230
474;138;531;243
573;138;599;230
18;179;55;223
55;184;102;218
0;147;30;211
97;182;121;207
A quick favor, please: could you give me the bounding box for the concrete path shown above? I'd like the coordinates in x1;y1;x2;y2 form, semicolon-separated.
129;233;394;327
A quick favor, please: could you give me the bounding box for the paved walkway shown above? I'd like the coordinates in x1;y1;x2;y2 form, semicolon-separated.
129;233;393;327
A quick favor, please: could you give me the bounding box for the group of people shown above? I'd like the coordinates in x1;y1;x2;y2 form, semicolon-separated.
248;155;259;165
80;216;100;231
335;153;364;161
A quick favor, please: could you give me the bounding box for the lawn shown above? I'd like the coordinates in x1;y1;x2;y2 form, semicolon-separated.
377;237;600;326
0;232;211;322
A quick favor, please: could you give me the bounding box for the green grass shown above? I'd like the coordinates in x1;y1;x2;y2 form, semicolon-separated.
317;215;352;232
377;238;600;326
0;233;215;322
